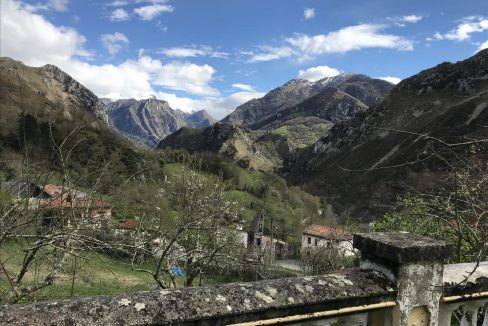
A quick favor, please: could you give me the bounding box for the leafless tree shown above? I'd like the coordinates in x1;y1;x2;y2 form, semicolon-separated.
0;122;135;304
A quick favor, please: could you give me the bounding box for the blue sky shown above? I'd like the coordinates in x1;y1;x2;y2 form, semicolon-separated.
1;0;488;119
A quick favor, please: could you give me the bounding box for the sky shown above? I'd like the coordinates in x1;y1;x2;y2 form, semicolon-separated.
1;0;488;119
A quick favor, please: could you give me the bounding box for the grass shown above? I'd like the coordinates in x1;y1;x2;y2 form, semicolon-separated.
271;123;331;148
0;240;229;303
225;189;262;222
0;241;156;303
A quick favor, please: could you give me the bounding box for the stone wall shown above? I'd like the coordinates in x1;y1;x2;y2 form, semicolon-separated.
2;232;488;326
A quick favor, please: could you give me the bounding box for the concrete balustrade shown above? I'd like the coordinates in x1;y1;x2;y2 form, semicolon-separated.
1;232;488;325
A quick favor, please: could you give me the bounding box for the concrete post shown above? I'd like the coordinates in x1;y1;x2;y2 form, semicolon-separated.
353;232;451;326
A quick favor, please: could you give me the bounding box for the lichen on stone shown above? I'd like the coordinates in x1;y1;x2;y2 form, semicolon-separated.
255;291;274;304
118;299;131;306
134;303;145;311
216;294;227;302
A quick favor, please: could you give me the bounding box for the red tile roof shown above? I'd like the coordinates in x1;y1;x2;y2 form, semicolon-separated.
303;224;352;241
40;197;111;209
42;184;66;197
118;220;139;230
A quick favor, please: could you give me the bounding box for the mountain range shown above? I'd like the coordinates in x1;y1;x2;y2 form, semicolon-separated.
161;50;488;218
106;97;215;147
221;73;392;130
160;73;393;170
0;56;215;149
2;49;487;219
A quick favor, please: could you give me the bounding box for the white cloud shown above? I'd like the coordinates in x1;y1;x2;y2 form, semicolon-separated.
106;0;128;6
401;15;422;23
286;24;413;59
433;32;444;40
16;0;70;13
62;56;219;98
134;3;174;20
1;0;219;100
100;32;129;55
298;65;341;82
72;55;220;97
235;69;257;77
156;20;168;32
1;0;91;66
304;8;315;20
377;76;402;84
243;24;414;63
441;16;488;41
159;45;228;59
246;46;295;62
157;91;265;119
387;15;423;25
49;0;68;11
142;57;219;96
478;40;488;52
110;8;130;21
232;83;255;91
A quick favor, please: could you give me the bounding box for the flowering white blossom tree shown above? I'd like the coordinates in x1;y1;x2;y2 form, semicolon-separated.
131;168;245;288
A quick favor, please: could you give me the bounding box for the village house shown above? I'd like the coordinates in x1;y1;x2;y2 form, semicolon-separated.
247;210;296;259
301;224;354;257
40;196;112;221
228;223;249;248
1;180;50;199
1;180;112;226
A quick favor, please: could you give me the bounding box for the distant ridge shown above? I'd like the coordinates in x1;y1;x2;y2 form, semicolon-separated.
221;73;393;129
106;98;215;147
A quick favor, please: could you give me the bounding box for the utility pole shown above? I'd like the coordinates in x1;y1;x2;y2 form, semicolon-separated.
270;216;275;262
70;256;77;297
281;218;285;241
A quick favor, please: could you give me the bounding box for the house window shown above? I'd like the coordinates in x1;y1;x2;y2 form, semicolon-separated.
256;238;261;246
307;237;311;245
258;223;262;232
314;239;318;246
326;241;332;248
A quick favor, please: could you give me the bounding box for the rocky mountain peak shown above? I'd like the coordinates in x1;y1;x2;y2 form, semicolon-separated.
221;71;393;128
107;98;215;147
282;79;313;87
41;64;108;123
314;72;355;87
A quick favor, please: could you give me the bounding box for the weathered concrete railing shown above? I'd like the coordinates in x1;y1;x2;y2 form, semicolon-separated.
440;262;488;326
1;232;488;325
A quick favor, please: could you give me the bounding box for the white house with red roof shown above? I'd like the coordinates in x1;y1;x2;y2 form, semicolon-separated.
301;224;355;257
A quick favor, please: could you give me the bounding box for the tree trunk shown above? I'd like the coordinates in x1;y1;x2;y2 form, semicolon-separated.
184;273;196;287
